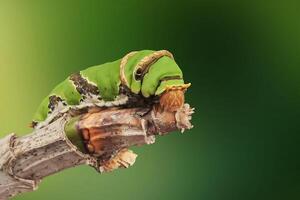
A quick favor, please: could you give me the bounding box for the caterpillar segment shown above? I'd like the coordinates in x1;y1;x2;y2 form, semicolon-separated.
32;50;191;129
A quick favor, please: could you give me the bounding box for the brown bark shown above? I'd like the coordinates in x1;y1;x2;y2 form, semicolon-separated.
0;104;194;200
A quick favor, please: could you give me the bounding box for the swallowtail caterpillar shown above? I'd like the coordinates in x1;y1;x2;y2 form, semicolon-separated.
32;50;191;129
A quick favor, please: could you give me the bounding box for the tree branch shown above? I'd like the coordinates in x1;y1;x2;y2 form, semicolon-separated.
0;104;194;200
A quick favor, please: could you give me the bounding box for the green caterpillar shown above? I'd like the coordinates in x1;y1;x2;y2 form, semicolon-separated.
32;50;190;129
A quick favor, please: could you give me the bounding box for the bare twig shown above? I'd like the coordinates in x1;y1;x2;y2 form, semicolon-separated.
0;104;194;200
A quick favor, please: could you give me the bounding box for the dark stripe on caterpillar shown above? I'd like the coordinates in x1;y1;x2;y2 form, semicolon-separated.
48;95;65;111
69;72;99;96
160;75;183;82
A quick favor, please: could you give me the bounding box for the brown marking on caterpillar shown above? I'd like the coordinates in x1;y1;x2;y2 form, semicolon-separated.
69;72;99;96
48;95;64;111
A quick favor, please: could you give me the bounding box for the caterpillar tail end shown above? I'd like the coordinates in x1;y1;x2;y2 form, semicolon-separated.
29;121;38;128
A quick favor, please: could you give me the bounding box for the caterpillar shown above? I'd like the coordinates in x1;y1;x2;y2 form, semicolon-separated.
32;50;191;129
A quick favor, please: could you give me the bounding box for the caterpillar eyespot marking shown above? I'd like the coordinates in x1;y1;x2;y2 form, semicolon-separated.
32;50;190;129
134;68;143;81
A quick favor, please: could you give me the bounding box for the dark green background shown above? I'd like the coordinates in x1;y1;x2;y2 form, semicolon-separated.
0;1;299;200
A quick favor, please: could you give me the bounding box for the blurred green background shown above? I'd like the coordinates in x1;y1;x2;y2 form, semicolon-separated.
0;1;299;200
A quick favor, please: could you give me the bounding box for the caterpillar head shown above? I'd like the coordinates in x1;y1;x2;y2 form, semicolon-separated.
159;83;191;112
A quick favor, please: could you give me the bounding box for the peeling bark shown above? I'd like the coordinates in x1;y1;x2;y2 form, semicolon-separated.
0;104;194;200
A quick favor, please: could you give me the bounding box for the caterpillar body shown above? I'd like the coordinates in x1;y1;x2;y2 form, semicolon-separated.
32;50;191;129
